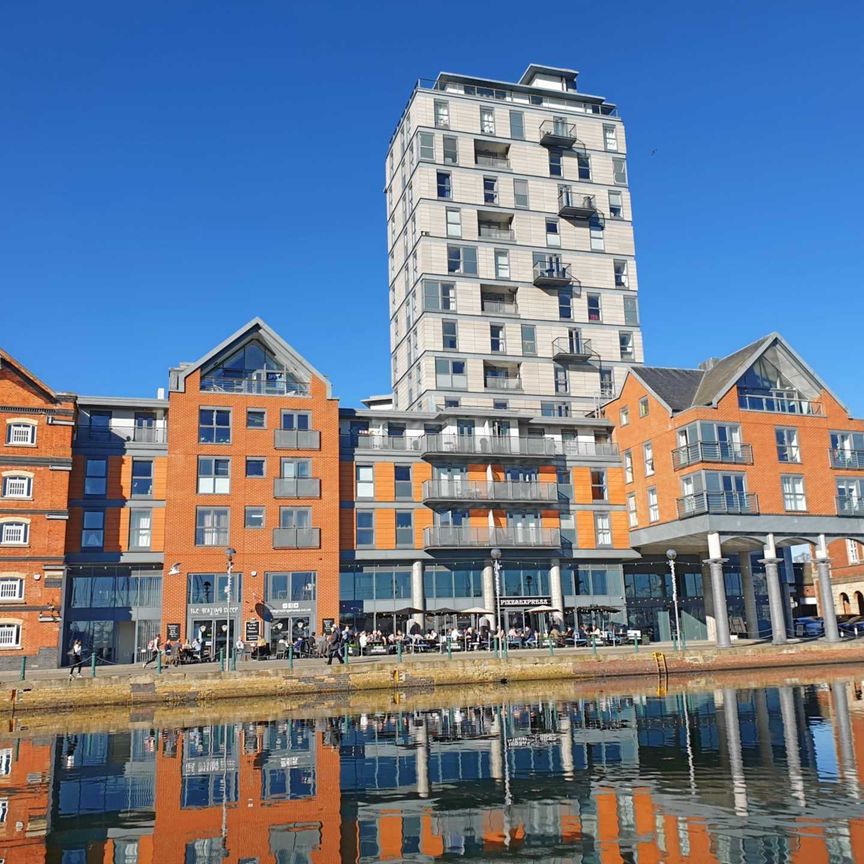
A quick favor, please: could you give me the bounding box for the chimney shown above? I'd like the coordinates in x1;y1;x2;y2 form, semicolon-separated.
156;387;166;400
698;358;719;372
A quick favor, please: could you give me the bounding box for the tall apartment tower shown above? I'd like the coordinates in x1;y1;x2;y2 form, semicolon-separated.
386;65;644;416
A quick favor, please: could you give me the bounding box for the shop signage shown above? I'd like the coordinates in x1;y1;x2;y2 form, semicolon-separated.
166;623;181;641
188;604;240;617
500;596;552;609
245;620;260;641
274;600;315;615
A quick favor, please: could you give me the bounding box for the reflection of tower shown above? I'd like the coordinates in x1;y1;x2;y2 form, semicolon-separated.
716;688;748;816
490;710;503;782
558;710;574;779
415;716;429;799
779;686;806;806
832;681;859;799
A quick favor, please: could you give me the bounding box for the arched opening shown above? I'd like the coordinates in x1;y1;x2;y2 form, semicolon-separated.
840;593;851;615
856;592;864;615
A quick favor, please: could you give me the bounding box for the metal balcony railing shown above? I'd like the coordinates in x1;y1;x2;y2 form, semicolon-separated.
558;190;597;219
561;441;619;458
738;390;824;415
419;435;618;460
539;119;579;147
478;224;515;241
672;442;754;470
274;429;321;450
837;497;864;516
484;376;522;391
349;434;418;452
552;336;593;361
273;478;321;498
676;492;759;518
830;449;864;469
423;526;561;549
481;298;518;316
75;423;167;445
200;369;310;397
533;261;572;287
475;154;511;169
272;527;321;548
422;480;562;504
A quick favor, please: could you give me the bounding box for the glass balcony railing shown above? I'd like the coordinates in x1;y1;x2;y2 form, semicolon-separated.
273;478;321;498
830;449;864;469
274;429;320;450
272;527;320;548
422;480;562;504
837;497;864;516
676;492;759;518
738;390;824;415
200;369;309;397
75;422;167;445
423;526;561;549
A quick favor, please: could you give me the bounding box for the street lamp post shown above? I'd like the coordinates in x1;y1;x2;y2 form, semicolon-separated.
491;547;503;637
666;548;684;651
225;547;236;663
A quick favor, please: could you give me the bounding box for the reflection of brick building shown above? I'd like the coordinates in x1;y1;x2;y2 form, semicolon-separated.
0;736;53;861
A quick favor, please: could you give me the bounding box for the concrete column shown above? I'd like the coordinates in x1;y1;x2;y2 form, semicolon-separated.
411;561;425;631
739;552;759;639
778;686;805;806
815;536;840;643
721;688;748;816
415;716;430;799
702;562;717;643
831;681;858;797
549;559;564;626
482;565;496;630
760;535;787;645
704;549;732;648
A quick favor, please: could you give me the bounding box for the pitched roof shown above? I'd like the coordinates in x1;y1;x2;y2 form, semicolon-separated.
630;367;704;412
0;348;62;402
690;334;775;407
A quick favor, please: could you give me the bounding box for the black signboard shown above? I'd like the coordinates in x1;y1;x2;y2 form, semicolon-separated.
322;617;335;633
166;623;181;640
245;620;260;642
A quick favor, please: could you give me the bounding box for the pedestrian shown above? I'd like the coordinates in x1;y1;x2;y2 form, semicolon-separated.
326;628;344;665
143;634;161;668
68;639;84;679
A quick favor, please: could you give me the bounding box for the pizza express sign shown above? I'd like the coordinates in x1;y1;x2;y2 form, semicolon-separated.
500;596;552;609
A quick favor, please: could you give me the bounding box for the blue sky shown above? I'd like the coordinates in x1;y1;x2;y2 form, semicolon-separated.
2;2;862;411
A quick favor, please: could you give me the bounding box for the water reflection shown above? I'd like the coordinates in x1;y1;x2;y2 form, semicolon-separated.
2;679;864;862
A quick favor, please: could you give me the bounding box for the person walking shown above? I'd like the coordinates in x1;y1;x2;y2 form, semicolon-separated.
326;627;344;665
68;639;84;679
143;634;161;668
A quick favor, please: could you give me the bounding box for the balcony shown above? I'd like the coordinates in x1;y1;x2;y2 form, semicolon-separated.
478;223;515;241
273;527;320;548
552;336;594;362
349;434;418;452
676;492;759;518
484;376;522;392
481;296;518;316
200;369;309;397
475;154;511;170
423;526;561;550
738;390;824;416
75;422;167;446
274;429;321;450
539;119;580;148
830;449;864;469
533;261;573;288
422;480;563;506
421;434;559;460
837;497;864;516
672;442;754;470
558;190;598;219
273;478;321;498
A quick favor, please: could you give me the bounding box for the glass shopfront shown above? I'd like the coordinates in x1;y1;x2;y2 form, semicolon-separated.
265;571;317;651
187;573;242;660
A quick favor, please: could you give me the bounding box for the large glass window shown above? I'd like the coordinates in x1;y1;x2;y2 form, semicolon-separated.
195;508;229;546
395;511;414;546
197;457;230;494
129;510;152;550
198;409;231;444
394;465;412;499
188;573;240;604
355;465;374;498
131;459;153;496
356;511;374;546
84;459;107;496
81;511;104;549
267;572;316;602
447;245;478;275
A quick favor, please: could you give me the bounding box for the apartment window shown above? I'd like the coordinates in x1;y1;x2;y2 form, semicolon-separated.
558;287;573;320
2;475;31;498
510;180;530;212
577;154;591;180
608;190;623;218
196;507;229;546
246;457;266;478
6;422;35;445
84;458;107;496
627;495;638;528
442;319;458;351
129;509;152;550
436;171;452;199
595;513;612;546
604;124;619;151
0;522;28;545
280;459;311;482
591;470;608;501
0;577;23;601
131;459;153;497
624;451;634;483
782;476;808;512
446;245;477;275
847;539;860;565
418;130;434;160
280;507;310;528
494;249;510;279
589;215;604;251
483;175;498;204
614;259;629;288
521;324;536;356
548;148;563;177
587;293;602;321
446;208;462;238
508;110;524;139
639;397;649;417
613;158;627;184
81;511;104;549
488;323;506;354
775;428;801;463
644;441;655;475
546;218;561;247
554;363;569;395
480;106;495;135
197;457;230;494
396;511;414;546
247;409;266;429
442;135;458;165
356;511;374;547
424;280;456;311
600;368;614;398
198;409;231;444
648;487;660;522
356;465;374;498
620;407;629;427
0;625;21;648
434;100;449;128
623;296;640;326
395;465;412;499
435;357;467;389
245;506;265;529
619;331;635;361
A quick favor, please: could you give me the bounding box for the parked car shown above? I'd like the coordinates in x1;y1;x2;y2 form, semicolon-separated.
839;615;864;637
794;617;824;638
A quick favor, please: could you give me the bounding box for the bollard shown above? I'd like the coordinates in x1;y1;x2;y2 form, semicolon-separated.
288;645;294;671
230;649;237;672
591;636;597;658
681;630;687;652
548;638;554;657
447;638;452;660
219;648;224;673
157;651;162;675
91;652;97;678
503;636;509;659
634;636;640;654
397;640;403;663
19;656;26;681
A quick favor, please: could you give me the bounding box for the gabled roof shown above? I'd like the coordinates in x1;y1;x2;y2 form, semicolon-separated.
0;348;64;403
631;367;704;412
690;334;776;407
170;318;333;398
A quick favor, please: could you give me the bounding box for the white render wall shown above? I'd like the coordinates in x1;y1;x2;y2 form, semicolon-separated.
385;71;644;414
